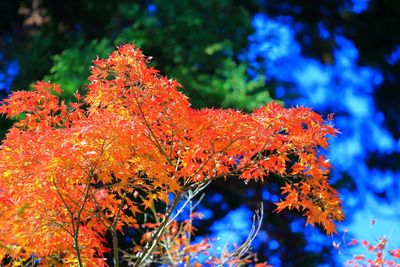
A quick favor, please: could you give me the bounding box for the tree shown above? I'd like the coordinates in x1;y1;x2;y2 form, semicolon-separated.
1;1;307;265
0;44;342;266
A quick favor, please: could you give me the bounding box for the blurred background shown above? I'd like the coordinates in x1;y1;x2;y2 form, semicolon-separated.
0;0;399;266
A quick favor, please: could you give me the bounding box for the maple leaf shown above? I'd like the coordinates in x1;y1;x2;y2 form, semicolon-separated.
390;249;400;259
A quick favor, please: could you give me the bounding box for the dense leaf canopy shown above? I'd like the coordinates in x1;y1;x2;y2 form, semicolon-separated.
0;44;342;266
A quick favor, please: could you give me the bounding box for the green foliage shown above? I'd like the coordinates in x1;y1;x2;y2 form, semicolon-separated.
44;39;112;99
210;58;270;110
2;0;271;131
13;0;270;110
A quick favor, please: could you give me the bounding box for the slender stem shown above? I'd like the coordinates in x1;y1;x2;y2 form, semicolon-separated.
133;182;210;266
53;179;84;267
111;229;120;267
71;139;110;266
74;182;92;267
184;200;193;267
133;192;184;267
134;95;173;165
111;192;127;267
74;231;84;267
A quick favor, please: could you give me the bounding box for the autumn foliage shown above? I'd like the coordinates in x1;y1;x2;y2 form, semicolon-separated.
334;220;400;267
0;44;343;266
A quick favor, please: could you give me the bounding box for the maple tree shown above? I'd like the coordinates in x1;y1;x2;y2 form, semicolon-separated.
0;44;343;266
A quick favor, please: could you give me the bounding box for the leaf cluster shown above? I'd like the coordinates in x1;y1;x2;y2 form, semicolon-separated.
0;44;342;266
